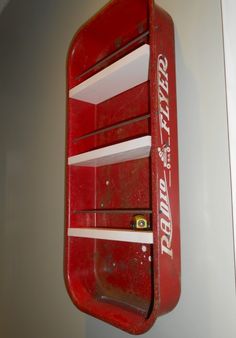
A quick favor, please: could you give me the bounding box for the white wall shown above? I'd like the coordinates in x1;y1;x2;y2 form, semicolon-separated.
221;0;236;275
0;1;105;337
0;1;235;338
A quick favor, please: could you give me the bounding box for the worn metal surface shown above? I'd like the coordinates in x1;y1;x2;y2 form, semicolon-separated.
65;0;180;334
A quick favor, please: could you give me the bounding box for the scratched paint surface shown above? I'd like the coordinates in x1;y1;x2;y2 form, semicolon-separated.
65;0;180;334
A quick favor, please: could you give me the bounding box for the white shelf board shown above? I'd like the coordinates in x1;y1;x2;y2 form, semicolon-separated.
68;228;153;244
69;44;150;104
68;135;151;167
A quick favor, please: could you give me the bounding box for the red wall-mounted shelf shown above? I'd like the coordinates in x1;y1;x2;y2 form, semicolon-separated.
65;0;180;334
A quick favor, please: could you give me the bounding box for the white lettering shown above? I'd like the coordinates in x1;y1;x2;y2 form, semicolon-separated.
161;218;172;236
158;55;168;76
159;88;168;105
159;78;168;93
161;236;173;257
158;55;170;138
160;115;170;135
159;178;173;258
160;103;169;120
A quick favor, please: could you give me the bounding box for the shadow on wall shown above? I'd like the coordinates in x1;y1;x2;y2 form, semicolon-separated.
0;0;10;14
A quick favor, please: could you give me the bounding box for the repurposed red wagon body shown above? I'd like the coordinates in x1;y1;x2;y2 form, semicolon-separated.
65;0;180;334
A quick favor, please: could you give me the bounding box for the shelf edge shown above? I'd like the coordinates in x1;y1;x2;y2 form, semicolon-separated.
68;135;151;167
69;44;150;104
68;228;153;244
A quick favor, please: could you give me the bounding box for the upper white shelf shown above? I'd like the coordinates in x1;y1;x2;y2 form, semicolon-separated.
69;44;150;104
68;135;151;167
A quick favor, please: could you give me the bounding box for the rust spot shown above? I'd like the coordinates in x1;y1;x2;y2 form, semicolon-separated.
114;37;122;49
137;22;145;34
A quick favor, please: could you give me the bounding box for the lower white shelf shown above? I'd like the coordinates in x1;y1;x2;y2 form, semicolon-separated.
68;135;151;167
68;228;153;244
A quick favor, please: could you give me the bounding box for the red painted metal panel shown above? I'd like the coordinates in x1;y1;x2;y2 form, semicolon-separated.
65;0;180;334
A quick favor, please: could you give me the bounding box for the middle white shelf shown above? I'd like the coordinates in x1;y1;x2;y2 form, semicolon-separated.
68;135;151;167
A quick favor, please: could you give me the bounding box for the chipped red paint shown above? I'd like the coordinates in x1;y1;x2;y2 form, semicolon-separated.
65;0;180;334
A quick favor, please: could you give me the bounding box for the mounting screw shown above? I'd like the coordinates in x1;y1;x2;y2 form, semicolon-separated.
131;215;150;230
